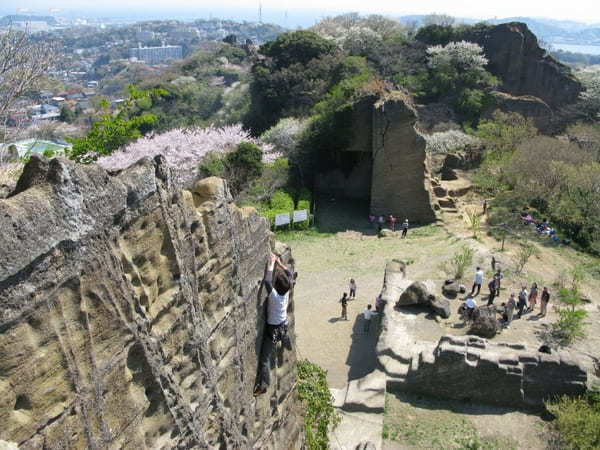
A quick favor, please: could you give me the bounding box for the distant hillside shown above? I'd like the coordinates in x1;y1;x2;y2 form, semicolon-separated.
0;15;58;26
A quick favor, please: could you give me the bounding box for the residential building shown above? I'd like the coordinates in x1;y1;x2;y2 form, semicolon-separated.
129;43;183;65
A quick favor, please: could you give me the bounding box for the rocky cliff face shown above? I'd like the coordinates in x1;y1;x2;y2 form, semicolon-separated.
465;22;582;109
371;95;437;224
0;155;301;449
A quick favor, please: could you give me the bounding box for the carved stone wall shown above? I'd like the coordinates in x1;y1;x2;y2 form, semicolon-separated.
0;155;301;449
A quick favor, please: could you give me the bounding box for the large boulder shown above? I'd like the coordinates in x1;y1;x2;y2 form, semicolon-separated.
397;281;431;306
442;281;459;298
396;281;449;319
470;305;500;338
430;296;451;319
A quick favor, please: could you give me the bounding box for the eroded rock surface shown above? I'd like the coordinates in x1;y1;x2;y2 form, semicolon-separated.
378;317;593;410
0;155;301;449
465;22;582;109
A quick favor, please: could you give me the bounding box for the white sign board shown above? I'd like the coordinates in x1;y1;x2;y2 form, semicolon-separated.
293;209;308;223
275;212;291;227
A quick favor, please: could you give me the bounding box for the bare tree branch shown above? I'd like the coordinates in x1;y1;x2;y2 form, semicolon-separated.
0;26;57;124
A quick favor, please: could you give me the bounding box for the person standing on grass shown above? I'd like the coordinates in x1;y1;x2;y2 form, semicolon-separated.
254;253;295;397
528;282;538;312
540;286;550;316
470;266;484;296
487;279;497;305
494;269;503;296
340;293;348;320
349;278;357;299
401;219;409;238
363;304;378;333
390;214;397;231
483;199;488;215
378;215;385;232
504;294;516;328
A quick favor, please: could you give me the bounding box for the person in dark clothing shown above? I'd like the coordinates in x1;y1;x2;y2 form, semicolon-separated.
401;219;409;238
254;253;295;397
540;286;550;316
487;279;497;305
493;269;503;296
340;293;348;320
517;286;528;319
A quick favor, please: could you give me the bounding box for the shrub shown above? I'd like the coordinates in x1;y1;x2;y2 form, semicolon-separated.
423;129;480;154
261;117;308;156
297;360;340;449
198;151;225;178
552;287;589;344
451;246;474;280
515;242;538;275
546;391;600;449
225;141;263;196
465;208;481;239
295;187;313;229
267;189;295;228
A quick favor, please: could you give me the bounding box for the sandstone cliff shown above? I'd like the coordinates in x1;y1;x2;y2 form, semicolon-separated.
465;22;582;109
0;155;301;449
315;93;437;224
371;95;437;224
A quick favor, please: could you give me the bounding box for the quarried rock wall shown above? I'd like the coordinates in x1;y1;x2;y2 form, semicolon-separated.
370;96;437;224
0;155;301;449
465;22;582;109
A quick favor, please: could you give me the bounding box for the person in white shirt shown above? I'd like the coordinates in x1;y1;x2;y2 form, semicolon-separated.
470;266;484;296
363;304;378;333
254;253;295;396
465;296;477;321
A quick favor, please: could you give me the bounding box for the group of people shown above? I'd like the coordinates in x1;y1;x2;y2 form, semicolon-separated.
464;265;551;329
369;214;409;236
338;278;381;332
498;284;551;328
519;210;568;245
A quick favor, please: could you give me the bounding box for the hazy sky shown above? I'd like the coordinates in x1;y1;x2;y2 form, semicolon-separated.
8;0;600;24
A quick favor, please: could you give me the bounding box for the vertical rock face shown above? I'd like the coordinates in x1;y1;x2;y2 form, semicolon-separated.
465;22;582;109
370;95;437;224
0;155;301;449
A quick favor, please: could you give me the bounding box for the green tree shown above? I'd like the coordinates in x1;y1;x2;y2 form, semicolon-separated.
244;30;342;135
225;141;263;196
68;85;167;162
546;392;600;450
59;105;75;123
424;40;497;120
552;287;589;344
